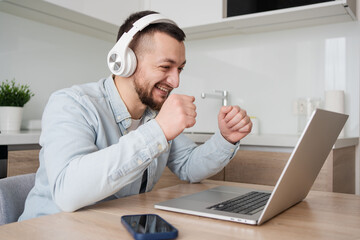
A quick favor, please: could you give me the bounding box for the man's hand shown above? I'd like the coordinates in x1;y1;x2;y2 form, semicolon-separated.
218;106;252;144
155;94;197;141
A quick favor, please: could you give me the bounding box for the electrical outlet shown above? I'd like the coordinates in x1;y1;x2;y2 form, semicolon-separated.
293;99;307;115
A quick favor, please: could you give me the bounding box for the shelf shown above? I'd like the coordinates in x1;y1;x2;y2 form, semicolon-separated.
0;0;357;42
183;1;357;40
0;0;118;42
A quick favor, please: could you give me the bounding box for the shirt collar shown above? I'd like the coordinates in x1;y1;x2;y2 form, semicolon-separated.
104;76;158;129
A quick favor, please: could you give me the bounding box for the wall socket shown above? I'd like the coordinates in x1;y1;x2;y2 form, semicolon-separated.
293;98;322;116
293;99;307;115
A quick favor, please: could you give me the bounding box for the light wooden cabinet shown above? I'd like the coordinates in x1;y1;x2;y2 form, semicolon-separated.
154;146;356;193
8;146;356;194
224;146;355;194
184;133;358;194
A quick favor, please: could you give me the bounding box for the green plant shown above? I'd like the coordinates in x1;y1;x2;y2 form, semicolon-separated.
0;79;35;107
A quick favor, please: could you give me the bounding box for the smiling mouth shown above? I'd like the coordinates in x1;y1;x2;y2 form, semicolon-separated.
155;84;171;94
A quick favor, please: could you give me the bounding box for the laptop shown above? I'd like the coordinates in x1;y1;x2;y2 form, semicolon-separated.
155;109;348;225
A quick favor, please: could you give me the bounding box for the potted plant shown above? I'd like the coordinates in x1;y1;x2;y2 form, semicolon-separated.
0;79;35;131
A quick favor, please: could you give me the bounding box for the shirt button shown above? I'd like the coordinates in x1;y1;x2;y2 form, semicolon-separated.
137;159;143;165
230;148;234;153
157;144;163;151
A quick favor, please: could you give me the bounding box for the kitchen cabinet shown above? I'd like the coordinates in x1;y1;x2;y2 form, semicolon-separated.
183;133;358;194
44;0;142;26
0;0;120;42
147;0;357;40
225;146;355;194
144;0;224;28
155;145;356;193
1;0;357;41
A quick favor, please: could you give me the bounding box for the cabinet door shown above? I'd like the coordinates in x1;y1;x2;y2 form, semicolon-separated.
225;150;290;186
45;0;142;25
145;0;223;28
224;148;355;194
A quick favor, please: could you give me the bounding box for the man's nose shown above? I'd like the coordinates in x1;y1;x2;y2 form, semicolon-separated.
166;68;180;88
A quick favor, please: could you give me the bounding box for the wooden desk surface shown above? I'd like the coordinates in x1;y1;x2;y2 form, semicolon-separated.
0;180;359;240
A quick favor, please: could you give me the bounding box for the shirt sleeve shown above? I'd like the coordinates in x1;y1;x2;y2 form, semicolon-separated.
167;131;240;183
41;91;168;212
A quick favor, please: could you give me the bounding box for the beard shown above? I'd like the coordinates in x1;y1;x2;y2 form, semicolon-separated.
133;73;169;111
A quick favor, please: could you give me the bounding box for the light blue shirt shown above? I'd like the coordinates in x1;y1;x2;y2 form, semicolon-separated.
19;76;240;221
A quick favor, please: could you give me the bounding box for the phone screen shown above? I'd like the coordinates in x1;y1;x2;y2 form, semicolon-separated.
121;214;178;239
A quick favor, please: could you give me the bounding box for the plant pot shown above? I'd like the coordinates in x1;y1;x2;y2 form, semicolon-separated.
0;106;23;132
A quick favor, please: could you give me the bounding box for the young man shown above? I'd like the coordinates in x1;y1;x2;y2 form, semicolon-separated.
19;11;252;221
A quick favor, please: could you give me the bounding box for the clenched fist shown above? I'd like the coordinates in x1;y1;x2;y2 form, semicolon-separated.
155;94;197;141
218;106;252;144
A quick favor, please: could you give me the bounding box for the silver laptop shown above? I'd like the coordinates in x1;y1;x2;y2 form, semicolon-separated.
155;109;348;225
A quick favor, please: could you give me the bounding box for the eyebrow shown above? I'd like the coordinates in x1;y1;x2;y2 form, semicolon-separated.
159;58;186;66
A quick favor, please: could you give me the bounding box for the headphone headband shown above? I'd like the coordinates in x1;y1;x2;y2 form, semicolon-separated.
107;14;177;77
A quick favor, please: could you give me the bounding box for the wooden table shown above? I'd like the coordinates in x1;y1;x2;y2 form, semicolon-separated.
0;180;359;239
0;130;40;178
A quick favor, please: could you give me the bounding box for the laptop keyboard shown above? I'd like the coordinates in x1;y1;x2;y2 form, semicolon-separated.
207;191;271;215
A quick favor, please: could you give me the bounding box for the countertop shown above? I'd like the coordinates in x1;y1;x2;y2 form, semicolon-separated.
0;130;41;151
1;130;357;152
183;132;359;151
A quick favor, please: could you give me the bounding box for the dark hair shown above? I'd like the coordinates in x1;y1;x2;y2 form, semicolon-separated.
116;11;186;54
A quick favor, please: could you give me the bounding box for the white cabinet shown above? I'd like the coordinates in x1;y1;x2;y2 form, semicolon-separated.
0;0;357;41
144;0;223;28
0;0;141;42
44;0;142;26
145;0;357;40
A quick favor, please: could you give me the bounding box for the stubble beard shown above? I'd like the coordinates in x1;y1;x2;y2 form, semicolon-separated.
133;73;167;111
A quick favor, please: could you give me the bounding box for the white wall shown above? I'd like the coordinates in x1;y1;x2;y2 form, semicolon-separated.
175;21;360;138
0;11;113;124
173;20;360;195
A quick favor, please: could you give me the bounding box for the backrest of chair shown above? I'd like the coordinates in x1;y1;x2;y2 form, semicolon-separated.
0;173;36;225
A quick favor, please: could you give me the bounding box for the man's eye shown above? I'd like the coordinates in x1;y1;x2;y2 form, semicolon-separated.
161;66;170;69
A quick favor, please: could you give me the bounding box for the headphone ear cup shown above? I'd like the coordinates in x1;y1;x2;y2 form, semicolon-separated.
121;48;137;77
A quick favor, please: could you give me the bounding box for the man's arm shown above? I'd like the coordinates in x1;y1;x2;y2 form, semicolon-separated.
167;131;240;183
42;91;168;212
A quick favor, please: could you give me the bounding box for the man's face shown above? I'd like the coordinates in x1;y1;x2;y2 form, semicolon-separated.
132;32;186;111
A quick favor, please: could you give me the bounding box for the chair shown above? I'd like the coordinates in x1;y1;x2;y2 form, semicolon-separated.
0;173;36;225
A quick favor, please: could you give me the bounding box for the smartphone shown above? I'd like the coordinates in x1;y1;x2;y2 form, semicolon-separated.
121;214;178;240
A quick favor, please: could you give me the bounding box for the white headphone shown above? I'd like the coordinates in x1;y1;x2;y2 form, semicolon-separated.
107;14;176;77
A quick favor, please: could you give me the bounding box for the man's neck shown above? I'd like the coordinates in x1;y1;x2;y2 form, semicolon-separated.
113;75;146;120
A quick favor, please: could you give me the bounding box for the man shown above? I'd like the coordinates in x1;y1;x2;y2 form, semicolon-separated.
19;11;252;221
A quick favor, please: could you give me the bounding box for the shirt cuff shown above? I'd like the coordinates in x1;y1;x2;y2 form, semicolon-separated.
136;119;169;159
213;130;240;159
